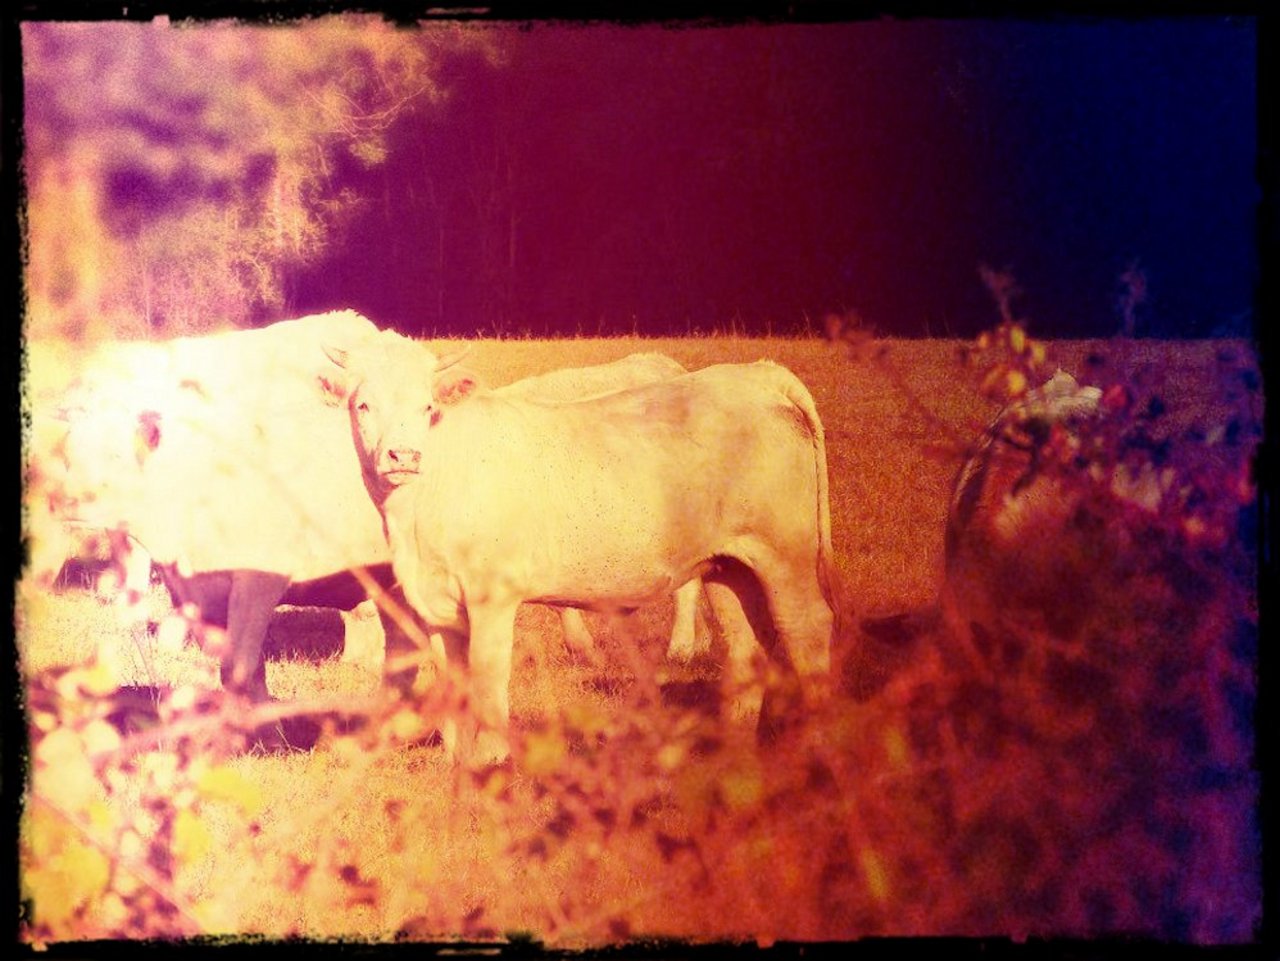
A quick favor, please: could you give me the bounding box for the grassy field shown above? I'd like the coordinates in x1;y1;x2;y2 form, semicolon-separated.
18;334;1261;945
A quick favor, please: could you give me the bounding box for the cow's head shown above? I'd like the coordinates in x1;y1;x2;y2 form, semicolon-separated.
1028;369;1103;422
321;331;477;495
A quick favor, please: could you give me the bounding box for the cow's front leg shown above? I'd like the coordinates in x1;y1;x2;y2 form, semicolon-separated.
380;583;439;700
462;599;519;766
223;570;290;702
430;625;467;759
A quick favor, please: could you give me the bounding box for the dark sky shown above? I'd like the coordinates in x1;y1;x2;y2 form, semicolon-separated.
289;18;1258;339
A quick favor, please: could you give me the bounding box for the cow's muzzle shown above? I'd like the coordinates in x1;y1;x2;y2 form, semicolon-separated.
379;447;422;485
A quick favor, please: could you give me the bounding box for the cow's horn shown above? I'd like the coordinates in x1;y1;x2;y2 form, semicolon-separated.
435;344;472;372
322;343;350;369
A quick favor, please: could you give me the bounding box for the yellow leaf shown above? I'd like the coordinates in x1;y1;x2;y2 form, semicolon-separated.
389;709;427;742
1009;325;1027;355
197;765;264;816
1006;369;1028;397
25;838;111;930
75;662;119;697
1030;341;1047;366
118;829;144;862
860;848;890;903
141;750;180;794
82;720;121;756
884;727;910;770
173;808;212;865
86;800;114;833
980;365;1006;397
35;729;101;812
522;729;566;776
721;757;763;811
657;742;685;771
23;807;70;862
98;891;129;930
564;702;609;738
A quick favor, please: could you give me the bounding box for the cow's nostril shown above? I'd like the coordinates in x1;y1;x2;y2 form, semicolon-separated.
388;448;420;469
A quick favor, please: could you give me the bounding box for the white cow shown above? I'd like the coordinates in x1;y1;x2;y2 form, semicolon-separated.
25;311;395;712
24;315;706;726
323;330;836;765
940;369;1104;662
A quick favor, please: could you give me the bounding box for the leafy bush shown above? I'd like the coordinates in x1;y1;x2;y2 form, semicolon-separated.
829;284;1260;940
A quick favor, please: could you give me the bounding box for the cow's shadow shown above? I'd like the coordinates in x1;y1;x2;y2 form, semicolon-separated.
62;604;944;755
94;683;354;753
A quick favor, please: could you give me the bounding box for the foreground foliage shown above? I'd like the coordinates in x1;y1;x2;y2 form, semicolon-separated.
18;330;1260;945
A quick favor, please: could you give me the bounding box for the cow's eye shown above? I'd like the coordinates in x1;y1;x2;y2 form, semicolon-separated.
356;401;370;414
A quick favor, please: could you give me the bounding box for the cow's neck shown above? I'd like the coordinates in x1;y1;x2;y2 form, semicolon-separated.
380;483;466;630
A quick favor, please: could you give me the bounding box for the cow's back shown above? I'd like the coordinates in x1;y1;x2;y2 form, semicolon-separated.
497;352;687;403
407;361;829;603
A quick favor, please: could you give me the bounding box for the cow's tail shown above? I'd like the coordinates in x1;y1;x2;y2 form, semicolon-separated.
775;366;837;614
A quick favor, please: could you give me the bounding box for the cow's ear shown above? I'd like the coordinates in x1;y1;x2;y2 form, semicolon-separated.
318;344;355;406
434;369;479;408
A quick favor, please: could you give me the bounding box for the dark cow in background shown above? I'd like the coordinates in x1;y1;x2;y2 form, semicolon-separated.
940;369;1104;663
849;368;1105;695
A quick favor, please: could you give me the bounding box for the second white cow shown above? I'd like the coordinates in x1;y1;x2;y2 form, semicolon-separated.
492;353;707;661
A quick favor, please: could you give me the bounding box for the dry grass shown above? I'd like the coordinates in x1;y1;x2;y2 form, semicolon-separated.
17;334;1260;945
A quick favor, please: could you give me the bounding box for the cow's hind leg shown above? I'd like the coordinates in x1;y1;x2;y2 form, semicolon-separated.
703;559;774;735
429;625;468;760
665;579;707;663
751;551;834;740
558;607;596;656
706;550;833;744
